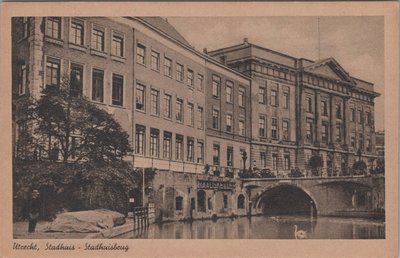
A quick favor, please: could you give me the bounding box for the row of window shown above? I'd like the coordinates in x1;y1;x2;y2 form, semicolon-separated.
136;83;204;128
350;108;372;125
136;43;204;91
135;125;204;163
44;57;124;105
44;17;125;58
211;109;246;136
258;117;290;140
258;84;290;108
212;145;246;168
350;133;372;152
212;75;246;107
258;152;291;170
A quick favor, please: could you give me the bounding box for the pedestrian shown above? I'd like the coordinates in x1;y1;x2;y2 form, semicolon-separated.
28;189;40;233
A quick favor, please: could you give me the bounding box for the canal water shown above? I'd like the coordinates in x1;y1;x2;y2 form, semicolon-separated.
120;215;385;239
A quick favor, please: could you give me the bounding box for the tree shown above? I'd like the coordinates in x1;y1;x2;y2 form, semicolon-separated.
308;155;323;176
34;75;132;163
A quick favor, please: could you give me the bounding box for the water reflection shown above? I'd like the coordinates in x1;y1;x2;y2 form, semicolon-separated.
123;216;384;239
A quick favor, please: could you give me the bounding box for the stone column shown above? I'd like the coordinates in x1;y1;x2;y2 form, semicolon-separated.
330;96;337;145
343;97;349;146
315;92;322;144
29;17;45;99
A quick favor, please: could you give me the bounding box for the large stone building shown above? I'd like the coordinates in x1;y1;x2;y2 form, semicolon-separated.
12;17;382;221
209;39;381;176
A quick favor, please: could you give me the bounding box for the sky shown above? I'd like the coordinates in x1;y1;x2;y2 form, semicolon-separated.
168;16;384;131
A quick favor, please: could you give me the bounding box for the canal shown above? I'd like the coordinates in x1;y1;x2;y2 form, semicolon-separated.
119;215;385;239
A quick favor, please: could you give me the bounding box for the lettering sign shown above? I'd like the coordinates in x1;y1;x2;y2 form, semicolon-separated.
197;180;235;190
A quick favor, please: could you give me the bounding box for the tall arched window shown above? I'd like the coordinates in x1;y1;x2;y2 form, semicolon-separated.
237;194;245;209
197;190;206;212
175;196;183;211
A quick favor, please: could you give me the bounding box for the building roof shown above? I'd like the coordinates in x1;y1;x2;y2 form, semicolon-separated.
138;17;192;48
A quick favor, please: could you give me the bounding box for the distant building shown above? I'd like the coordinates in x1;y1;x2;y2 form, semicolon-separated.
375;130;384;157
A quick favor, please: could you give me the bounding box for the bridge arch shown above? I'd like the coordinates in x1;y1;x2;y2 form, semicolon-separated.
254;183;320;216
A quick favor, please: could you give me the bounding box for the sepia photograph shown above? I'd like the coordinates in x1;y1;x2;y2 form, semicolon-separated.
0;2;398;257
11;15;385;240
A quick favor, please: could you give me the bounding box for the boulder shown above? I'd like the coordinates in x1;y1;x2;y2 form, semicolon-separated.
44;209;125;233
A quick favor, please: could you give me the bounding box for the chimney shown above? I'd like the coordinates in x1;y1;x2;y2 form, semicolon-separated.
243;38;249;44
203;48;208;54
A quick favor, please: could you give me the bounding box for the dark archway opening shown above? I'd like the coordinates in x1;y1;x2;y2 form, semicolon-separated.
259;185;317;216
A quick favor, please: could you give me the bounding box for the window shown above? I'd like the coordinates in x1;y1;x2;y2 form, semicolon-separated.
321;100;328;116
260;152;267;168
135;83;145;111
226;82;233;103
366;112;371;125
336;125;341;143
271;89;277;106
135;125;145;155
175;196;183;211
306;121;313;142
18;64;27;95
283;92;289;108
259;87;266;104
239;120;245;136
272;154;278;170
358;110;363;124
306;96;312;113
150;89;159;115
226;114;233;132
336;103;342;119
358;133;364;150
151;51;160;71
187;69;194;87
91;69;104;102
188;103;194;126
322;123;329;143
212;109;219;129
197;74;204;91
163;132;172;159
366;138;372;152
197;190;206;212
197;107;204;129
271;118;278;140
208;197;213;210
351;133;356;148
213;144;220;165
176;63;184;81
111;74;123;106
164;57;172;77
46;17;61;39
223;195;228;209
237;195;245;209
238;87;245;107
259;116;266;138
161;94;170;119
46;58;60;88
70;20;84;45
227;146;233;167
350;108;356;122
284;155;290;170
176;99;183;122
187;138;194;162
111;33;124;57
197;141;204;164
69;63;83;97
150;129;159;157
212;75;220;98
92;28;104;51
282;120;289;140
136;44;146;65
175;135;183;160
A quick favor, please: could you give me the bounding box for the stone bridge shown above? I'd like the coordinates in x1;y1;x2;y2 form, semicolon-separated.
241;175;385;217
